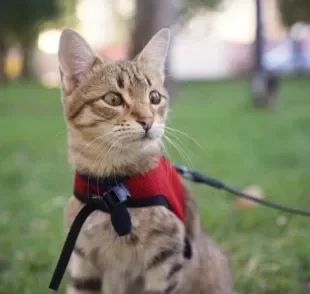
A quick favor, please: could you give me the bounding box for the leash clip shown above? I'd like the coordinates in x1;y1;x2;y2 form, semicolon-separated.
90;183;130;211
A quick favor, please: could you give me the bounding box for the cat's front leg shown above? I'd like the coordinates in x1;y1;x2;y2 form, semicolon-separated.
67;248;102;294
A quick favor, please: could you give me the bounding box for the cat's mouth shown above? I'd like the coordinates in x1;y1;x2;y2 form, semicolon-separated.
121;130;160;144
141;130;157;141
141;133;152;141
124;132;153;143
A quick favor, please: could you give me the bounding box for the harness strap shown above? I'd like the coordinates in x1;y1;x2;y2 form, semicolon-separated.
49;188;192;291
49;183;131;291
49;203;96;291
75;192;172;210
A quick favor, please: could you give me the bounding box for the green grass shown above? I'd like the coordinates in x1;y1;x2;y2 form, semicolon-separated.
0;78;310;294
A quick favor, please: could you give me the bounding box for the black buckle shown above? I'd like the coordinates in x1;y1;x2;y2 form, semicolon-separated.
90;183;130;211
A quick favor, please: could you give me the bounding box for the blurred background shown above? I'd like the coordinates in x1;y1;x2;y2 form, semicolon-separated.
0;0;309;293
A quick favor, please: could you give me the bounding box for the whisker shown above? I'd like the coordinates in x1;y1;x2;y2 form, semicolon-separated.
164;135;186;183
163;134;193;169
164;129;197;161
99;136;123;188
159;141;175;180
85;135;121;191
165;125;203;150
160;141;170;157
78;131;115;156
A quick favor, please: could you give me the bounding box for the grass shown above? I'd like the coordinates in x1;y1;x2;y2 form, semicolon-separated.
0;78;309;294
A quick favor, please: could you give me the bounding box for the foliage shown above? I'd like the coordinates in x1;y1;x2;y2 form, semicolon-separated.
0;0;76;45
277;0;310;27
182;0;310;27
182;0;220;10
179;0;222;20
0;0;60;43
0;0;76;79
0;78;310;293
44;0;77;30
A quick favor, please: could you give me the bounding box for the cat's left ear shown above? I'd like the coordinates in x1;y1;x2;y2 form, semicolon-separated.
136;28;171;73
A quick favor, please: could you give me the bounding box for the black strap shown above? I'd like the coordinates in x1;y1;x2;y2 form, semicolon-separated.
49;203;96;291
183;237;192;259
77;172;125;188
49;183;131;292
75;192;172;211
49;191;191;291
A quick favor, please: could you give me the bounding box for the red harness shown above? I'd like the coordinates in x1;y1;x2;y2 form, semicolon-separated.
49;156;191;291
74;156;185;222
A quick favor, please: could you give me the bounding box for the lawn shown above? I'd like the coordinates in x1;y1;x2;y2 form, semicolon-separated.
0;78;309;294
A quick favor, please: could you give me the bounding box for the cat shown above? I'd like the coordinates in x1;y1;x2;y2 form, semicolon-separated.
58;27;232;294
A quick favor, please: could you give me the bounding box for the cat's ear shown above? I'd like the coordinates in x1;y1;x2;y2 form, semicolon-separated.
58;28;96;83
136;28;171;72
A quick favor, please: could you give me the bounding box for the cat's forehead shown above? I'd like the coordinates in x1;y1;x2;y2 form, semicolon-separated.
95;61;154;89
79;59;166;101
103;60;160;87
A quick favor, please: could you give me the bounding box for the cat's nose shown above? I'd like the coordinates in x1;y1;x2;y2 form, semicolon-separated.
136;117;154;131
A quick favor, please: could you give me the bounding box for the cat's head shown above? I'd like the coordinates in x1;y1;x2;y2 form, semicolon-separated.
58;28;171;176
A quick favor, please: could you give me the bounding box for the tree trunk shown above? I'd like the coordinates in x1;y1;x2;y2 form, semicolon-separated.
131;0;179;98
254;0;263;73
250;0;280;108
21;40;34;80
0;36;8;83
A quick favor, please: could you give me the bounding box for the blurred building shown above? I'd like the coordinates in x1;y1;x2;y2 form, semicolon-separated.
171;0;287;79
34;0;310;86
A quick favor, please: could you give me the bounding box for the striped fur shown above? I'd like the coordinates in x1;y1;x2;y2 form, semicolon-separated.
67;251;102;294
58;28;232;294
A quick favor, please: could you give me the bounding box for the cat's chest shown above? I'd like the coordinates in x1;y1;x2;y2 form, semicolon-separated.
65;197;184;271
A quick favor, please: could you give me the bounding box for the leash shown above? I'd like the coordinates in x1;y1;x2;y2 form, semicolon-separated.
173;164;310;217
49;163;310;292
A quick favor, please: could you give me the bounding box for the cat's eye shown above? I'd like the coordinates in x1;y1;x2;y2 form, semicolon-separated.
102;92;123;106
149;91;161;105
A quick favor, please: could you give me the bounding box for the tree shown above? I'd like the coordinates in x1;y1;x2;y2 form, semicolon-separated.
277;0;310;27
130;0;179;97
44;0;77;29
0;0;75;81
180;0;220;19
0;2;17;82
10;0;61;79
130;0;221;99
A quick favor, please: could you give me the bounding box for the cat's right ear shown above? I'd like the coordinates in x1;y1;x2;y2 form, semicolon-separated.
58;28;96;91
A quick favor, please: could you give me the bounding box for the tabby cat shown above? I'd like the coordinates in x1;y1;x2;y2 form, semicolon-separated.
58;27;232;294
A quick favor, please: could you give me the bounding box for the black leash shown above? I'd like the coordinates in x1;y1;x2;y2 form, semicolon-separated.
173;164;310;217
